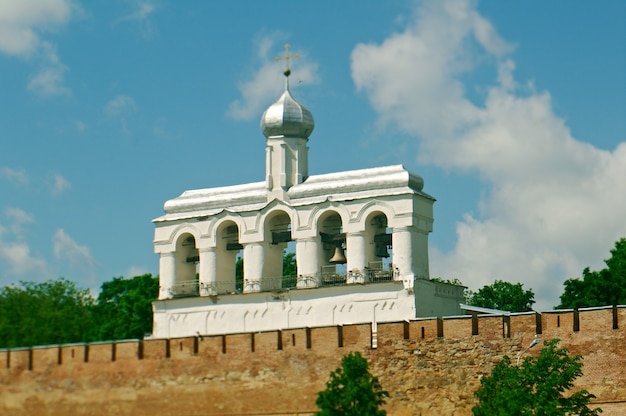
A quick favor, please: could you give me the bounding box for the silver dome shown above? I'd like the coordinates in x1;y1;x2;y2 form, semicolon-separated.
261;88;314;139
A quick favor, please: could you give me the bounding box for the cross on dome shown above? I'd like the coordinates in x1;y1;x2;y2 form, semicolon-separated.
276;43;299;78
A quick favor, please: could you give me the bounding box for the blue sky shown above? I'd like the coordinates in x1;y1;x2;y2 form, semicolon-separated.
0;0;624;311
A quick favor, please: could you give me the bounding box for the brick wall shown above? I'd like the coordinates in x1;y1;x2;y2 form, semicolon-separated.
1;306;624;415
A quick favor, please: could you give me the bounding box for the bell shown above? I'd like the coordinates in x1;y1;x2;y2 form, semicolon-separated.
329;246;347;264
375;243;390;258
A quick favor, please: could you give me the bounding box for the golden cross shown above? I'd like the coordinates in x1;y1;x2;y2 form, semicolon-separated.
276;43;299;77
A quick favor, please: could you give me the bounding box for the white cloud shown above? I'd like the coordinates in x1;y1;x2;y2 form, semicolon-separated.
46;172;71;196
114;1;157;39
104;94;137;116
104;94;137;135
0;0;73;96
228;34;320;121
0;211;48;278
27;63;71;96
0;0;72;56
4;207;34;227
351;0;626;310
1;166;29;186
52;228;94;271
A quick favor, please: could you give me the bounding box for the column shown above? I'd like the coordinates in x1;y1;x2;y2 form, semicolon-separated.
391;227;414;281
198;247;217;296
243;242;264;293
158;252;176;300
296;237;321;288
346;232;367;284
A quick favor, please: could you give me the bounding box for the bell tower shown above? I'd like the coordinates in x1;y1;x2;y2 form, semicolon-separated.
260;44;314;200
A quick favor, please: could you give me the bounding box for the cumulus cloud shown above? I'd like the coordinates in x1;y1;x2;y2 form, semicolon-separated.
351;0;626;310
0;0;71;56
0;210;48;278
104;94;137;135
228;34;320;121
105;94;137;116
52;228;94;272
46;172;71;196
1;166;29;186
113;1;158;39
0;0;74;96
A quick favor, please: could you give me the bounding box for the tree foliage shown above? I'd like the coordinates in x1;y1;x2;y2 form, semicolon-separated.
559;238;626;308
0;274;159;348
316;351;389;416
467;280;535;312
91;273;159;341
0;279;94;348
473;338;601;415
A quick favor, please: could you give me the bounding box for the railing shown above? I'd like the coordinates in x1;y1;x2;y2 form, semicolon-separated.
167;266;399;298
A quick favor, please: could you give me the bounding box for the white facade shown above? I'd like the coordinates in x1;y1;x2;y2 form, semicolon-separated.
152;74;464;338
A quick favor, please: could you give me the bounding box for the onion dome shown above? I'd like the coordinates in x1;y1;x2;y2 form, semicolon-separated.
261;86;314;139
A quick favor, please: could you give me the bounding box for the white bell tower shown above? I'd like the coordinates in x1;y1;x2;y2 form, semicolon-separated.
260;44;314;200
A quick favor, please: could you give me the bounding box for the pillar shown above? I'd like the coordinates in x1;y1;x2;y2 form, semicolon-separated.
243;242;264;292
158;252;176;299
296;237;321;288
198;247;217;296
392;226;430;280
346;232;367;284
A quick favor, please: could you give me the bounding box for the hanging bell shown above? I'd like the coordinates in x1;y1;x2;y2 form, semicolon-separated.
329;246;347;264
375;243;390;258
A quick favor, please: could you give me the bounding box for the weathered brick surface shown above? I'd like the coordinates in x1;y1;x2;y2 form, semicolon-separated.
1;307;625;415
443;316;473;339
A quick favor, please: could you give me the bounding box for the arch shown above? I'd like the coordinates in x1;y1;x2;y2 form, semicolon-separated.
307;204;350;233
263;209;294;290
318;210;346;283
206;213;245;245
215;220;241;294
363;211;395;281
168;223;202;247
354;200;396;228
172;233;199;297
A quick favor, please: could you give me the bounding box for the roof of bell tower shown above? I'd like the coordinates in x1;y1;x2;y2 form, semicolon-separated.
260;87;314;139
260;44;314;139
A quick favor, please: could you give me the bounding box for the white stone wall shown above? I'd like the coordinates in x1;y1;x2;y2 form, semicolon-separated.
152;282;414;338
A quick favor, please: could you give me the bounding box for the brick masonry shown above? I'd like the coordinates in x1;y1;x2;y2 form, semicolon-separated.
1;306;625;415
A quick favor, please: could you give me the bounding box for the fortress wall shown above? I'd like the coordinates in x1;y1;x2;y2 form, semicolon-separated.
118;339;141;361
32;345;59;368
510;313;539;336
280;328;309;351
476;315;505;340
8;348;30;373
543;309;575;335
376;321;404;347
408;318;439;339
1;307;626;415
343;323;371;351
144;338;167;360
442;315;473;338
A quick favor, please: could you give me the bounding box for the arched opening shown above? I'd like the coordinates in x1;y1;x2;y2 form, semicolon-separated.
319;211;346;285
264;211;294;290
173;233;199;297
216;221;241;294
365;212;394;282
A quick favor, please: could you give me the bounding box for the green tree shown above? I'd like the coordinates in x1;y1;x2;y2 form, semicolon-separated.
91;274;158;341
283;251;296;276
559;238;626;308
0;278;94;348
473;339;601;415
316;351;389;416
467;280;535;312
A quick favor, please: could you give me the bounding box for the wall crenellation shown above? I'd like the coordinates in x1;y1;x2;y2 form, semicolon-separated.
1;306;622;373
1;305;625;415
